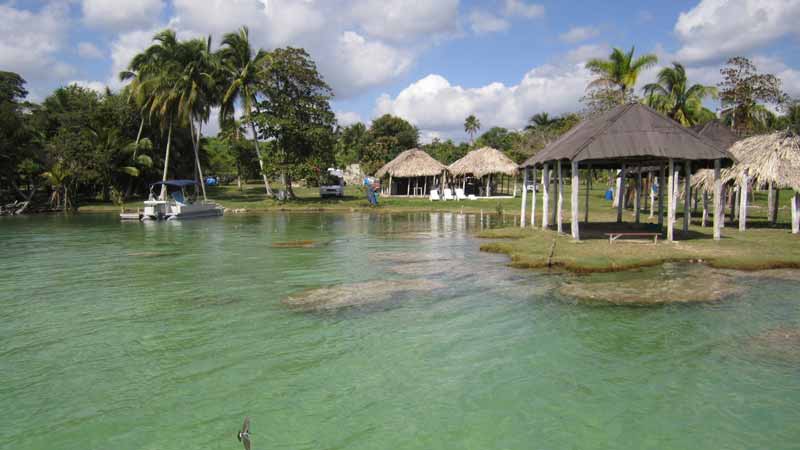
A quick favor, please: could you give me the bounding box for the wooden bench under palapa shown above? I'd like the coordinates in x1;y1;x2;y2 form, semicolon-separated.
604;232;660;244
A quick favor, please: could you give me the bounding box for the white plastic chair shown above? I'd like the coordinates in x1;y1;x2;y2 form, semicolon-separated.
429;189;440;201
443;188;454;201
454;188;467;201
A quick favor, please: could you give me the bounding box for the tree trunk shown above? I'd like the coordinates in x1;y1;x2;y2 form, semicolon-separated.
191;120;207;201
249;119;273;197
124;116;146;200
160;121;173;200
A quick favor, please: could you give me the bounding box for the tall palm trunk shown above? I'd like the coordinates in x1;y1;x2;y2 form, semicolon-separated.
249;118;273;196
124;116;146;199
191;119;207;201
160;121;173;200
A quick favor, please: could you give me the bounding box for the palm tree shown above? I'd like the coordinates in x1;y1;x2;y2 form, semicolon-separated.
586;47;658;105
464;115;480;144
137;30;184;199
525;112;556;130
173;36;216;201
217;26;274;196
642;63;717;126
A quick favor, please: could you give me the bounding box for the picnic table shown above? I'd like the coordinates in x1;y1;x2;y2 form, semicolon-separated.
604;232;660;244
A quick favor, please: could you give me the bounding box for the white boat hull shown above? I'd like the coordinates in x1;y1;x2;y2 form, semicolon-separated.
141;200;223;221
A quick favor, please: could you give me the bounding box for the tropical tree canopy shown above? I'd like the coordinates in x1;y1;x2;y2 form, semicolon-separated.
643;62;717;126
585;47;658;111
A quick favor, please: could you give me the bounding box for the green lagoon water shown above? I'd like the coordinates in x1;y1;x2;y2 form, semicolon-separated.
1;212;799;450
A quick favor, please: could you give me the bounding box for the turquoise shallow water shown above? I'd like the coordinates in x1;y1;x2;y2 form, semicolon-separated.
1;212;799;450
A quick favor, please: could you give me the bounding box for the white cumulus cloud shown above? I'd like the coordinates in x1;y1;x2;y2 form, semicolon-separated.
559;26;600;44
77;42;103;59
336;110;363;126
674;0;800;63
82;0;165;31
350;0;459;41
469;10;510;34
504;0;545;18
375;63;593;139
0;3;72;82
326;31;413;97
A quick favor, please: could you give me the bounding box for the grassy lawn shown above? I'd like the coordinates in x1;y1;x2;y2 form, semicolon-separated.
479;184;800;273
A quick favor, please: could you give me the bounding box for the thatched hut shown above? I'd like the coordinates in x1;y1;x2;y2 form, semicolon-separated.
375;149;447;196
721;131;800;232
448;147;519;197
519;103;735;241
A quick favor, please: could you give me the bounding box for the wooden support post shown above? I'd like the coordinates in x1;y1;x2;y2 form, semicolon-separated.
541;163;550;229
613;169;621;208
739;169;749;231
617;164;626;223
584;166;591;224
551;169;557;227
731;187;739;224
520;168;528;228
667;159;675;242
531;168;537;228
772;188;780;225
635;167;642;224
571;161;580;240
792;192;799;234
647;171;656;219
423;177;427;197
683;161;691;233
702;191;709;227
512;174;517;197
713;159;722;240
556;160;563;233
658;165;665;228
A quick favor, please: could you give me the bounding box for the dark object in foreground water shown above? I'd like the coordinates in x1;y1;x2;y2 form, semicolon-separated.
237;416;251;450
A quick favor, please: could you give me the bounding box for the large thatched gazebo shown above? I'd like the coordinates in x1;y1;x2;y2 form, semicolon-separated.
721;131;800;233
375;148;447;197
518;103;735;241
448;147;519;197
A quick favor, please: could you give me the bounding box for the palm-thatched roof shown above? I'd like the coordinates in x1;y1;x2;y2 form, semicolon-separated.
375;148;446;178
723;131;800;190
523;103;735;169
448;147;518;178
693;131;800;192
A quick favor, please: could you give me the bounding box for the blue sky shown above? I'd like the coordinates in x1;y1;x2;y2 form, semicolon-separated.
3;0;800;142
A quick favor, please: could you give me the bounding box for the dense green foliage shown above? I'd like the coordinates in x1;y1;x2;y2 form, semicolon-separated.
643;63;717;126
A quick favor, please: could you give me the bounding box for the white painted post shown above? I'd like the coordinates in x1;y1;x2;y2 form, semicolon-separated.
617;164;626;223
571;161;580;240
739;169;749;231
613;169;622;208
531;168;537;228
584;166;591;224
649;171;656;219
541;163;550;229
792;192;799;234
556;160;563;233
713;159;722;240
667;159;675;242
520;168;528;228
683;161;691;233
702;191;709;227
635;167;642;224
658;165;665;228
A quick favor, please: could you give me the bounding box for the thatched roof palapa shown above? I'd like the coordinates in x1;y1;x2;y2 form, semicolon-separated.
722;131;800;191
523;103;735;169
375;148;446;178
448;147;518;178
